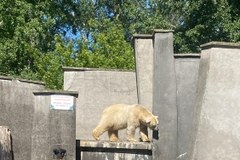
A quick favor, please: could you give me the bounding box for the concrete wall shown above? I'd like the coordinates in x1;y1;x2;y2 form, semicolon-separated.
191;42;240;160
0;77;45;160
77;140;152;160
32;91;78;160
174;54;200;160
0;77;78;160
63;67;138;141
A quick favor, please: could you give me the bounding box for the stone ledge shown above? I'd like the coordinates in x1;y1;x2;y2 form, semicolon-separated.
78;140;153;151
133;29;174;39
174;54;200;58
201;41;240;50
0;75;13;81
77;140;153;159
17;79;45;85
33;90;78;97
0;75;45;85
62;66;135;72
154;29;174;33
133;34;152;39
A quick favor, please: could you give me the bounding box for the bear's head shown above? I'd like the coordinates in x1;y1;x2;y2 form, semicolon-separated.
144;115;159;131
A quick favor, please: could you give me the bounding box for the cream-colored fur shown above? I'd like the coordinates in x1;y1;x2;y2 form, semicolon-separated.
92;104;158;142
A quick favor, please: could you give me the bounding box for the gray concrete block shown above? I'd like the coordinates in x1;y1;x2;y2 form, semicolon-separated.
77;140;152;160
32;91;78;160
63;67;138;140
133;34;153;111
174;54;200;160
191;42;240;160
0;78;45;160
152;30;177;160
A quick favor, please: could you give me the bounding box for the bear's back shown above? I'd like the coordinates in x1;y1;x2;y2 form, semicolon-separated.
103;104;134;114
102;104;135;129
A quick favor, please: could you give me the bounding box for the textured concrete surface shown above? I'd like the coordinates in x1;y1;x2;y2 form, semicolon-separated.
77;140;152;160
133;34;153;111
174;54;200;160
0;77;45;160
191;42;240;160
152;30;177;160
63;67;138;140
32;91;78;160
133;35;201;160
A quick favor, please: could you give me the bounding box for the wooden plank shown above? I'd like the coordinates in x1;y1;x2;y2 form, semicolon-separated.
0;126;13;160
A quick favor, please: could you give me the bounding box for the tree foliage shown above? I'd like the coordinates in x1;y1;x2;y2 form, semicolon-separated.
174;0;240;52
0;0;239;89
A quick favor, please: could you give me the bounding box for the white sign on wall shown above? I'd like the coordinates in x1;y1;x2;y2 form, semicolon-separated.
50;95;74;110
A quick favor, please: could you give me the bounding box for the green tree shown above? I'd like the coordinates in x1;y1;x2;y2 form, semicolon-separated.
23;0;173;89
1;0;239;89
37;18;134;89
93;0;175;40
174;0;240;53
78;18;134;69
0;0;144;89
0;0;55;78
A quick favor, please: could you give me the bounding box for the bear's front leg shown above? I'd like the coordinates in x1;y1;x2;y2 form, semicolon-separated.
108;129;119;142
139;124;150;142
127;126;137;142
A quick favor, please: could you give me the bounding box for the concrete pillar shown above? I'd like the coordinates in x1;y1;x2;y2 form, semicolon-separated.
174;54;200;160
0;77;45;160
152;30;177;160
32;91;78;160
133;34;154;111
0;126;13;160
191;42;240;160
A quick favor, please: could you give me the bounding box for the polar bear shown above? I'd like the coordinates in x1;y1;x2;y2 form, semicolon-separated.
92;104;158;142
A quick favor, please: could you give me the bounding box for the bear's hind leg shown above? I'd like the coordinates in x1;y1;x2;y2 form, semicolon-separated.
139;124;150;142
108;129;119;142
92;125;109;141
